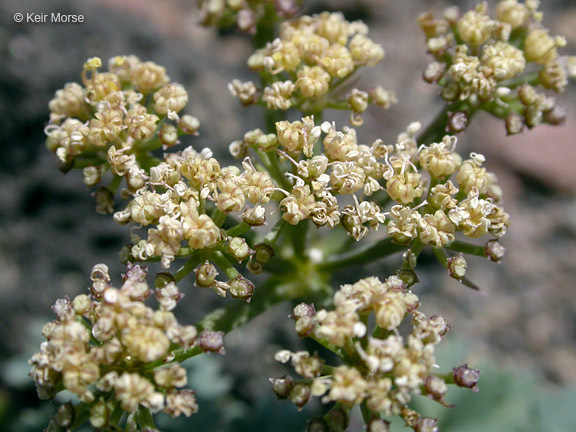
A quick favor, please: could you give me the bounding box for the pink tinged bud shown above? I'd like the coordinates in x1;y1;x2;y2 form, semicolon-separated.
292;303;316;320
198;330;225;355
52;296;73;321
415;418;439;432
229;276;255;303
123;262;148;283
425;375;448;400
544;104;567;126
270;375;294;399
447;111;469;133
485;240;506;262
453;364;480;392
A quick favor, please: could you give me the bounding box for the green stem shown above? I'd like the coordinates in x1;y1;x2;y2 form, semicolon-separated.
211;208;228;227
174;254;202;282
145;277;287;369
446;240;486;257
360;401;376;424
309;335;345;358
318;237;406;272
257;149;291;190
227;221;251;238
107;174;123;194
263;219;288;246
210;251;240;280
138;406;157;429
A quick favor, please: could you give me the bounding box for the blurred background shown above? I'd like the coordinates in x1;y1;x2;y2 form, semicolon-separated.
0;0;575;430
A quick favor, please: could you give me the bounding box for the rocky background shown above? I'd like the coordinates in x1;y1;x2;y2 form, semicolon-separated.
0;0;575;430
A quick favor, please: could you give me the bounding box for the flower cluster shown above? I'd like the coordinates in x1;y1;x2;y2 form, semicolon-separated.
45;55;199;201
28;263;225;429
234;117;509;249
197;0;302;33
273;276;478;429
419;0;575;132
229;12;396;124
113;143;274;274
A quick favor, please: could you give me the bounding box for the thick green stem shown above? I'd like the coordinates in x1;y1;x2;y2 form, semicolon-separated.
211;208;228;227
227;221;251;238
318;237;406;272
290;220;309;259
257;149;291;190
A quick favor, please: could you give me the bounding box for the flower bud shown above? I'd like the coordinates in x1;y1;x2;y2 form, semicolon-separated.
270;375;294;399
348;89;369;113
485;239;506;262
195;261;219;287
83;166;101;187
368;419;390;432
524;30;559;64
447;254;467;280
415;418;439;432
452;364;480;392
396;269;418;288
289;383;311;410
228;237;253;262
242;205;267;226
424;375;448;400
153;272;175;289
178;115;200;135
369;86;397;109
292;303;316;320
423;62;446;83
496;0;529;29
307;418;330;432
256;134;279;151
447;111;469;133
326;407;349;431
94;187;114;214
544;104;567;126
441;82;460;102
89;399;109;428
505;112;524;135
401;407;419;427
54;403;75;427
72;294;91;315
457;6;492;46
254;243;275;264
229;276;255;303
159;123;179;147
247;257;264;274
198;330;225;355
